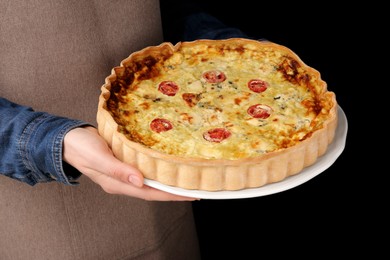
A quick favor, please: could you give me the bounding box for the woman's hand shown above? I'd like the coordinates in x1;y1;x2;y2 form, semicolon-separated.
63;126;198;201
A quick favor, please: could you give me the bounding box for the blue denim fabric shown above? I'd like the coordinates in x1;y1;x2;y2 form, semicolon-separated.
183;12;251;41
0;97;90;186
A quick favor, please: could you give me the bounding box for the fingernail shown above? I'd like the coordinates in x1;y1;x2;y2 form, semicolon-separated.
129;175;142;187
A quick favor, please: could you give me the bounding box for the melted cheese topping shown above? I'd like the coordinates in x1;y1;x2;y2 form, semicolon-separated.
108;40;332;160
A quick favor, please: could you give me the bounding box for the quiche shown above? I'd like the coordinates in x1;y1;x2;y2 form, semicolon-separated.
97;38;338;191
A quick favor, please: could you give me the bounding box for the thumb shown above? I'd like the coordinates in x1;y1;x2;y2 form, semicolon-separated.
101;156;144;187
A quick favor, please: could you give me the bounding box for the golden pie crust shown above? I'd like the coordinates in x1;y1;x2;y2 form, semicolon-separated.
97;38;338;191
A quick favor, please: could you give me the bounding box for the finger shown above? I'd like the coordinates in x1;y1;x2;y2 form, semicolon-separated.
83;137;145;187
95;173;199;201
100;156;144;187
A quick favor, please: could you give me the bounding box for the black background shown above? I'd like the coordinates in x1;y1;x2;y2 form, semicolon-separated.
160;1;378;259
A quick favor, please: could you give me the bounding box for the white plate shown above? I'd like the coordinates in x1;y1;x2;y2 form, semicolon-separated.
144;106;348;199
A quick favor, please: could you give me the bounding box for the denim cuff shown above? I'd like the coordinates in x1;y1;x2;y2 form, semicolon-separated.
19;113;91;185
0;98;92;186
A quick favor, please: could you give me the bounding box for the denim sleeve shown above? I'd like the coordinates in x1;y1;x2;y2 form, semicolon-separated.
0;97;91;186
182;12;251;41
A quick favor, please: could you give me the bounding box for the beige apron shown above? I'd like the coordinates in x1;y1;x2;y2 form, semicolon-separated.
0;1;200;259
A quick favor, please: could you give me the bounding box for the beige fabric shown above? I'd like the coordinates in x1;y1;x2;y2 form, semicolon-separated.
0;0;200;259
0;0;163;124
0;175;200;260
